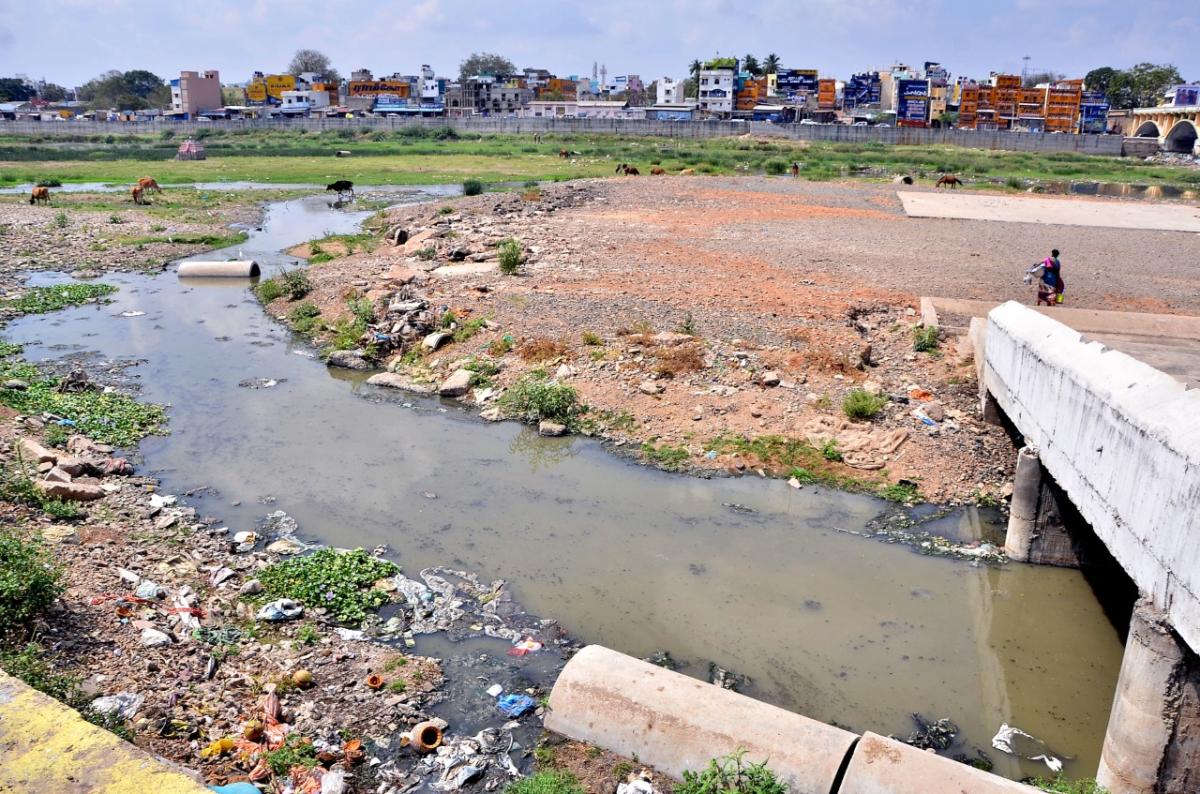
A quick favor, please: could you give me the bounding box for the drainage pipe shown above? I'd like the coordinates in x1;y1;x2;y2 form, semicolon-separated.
838;732;1034;793
176;260;260;278
545;645;857;794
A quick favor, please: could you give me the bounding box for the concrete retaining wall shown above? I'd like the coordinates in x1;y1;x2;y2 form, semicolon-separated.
983;301;1200;651
0;117;1125;155
547;645;1035;793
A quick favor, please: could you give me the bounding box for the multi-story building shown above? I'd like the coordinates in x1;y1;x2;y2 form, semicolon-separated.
656;77;681;105
279;88;330;116
698;66;735;116
736;77;768;111
452;75;531;116
171;70;221;118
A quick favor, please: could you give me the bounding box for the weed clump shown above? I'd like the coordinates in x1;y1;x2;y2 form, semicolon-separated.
265;733;319;776
912;325;939;353
257;548;398;624
498;238;523;275
505;771;584;794
518;337;568;362
499;372;583;427
677;750;787;794
641;442;690;471
279;269;311;300
255;278;285;303
842;388;888;421
581;331;603;346
0;643;77;699
0;531;62;635
654;344;705;377
463;178;484;196
287;302;322;335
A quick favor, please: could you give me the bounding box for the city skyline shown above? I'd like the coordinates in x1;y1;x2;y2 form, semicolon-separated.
2;0;1196;88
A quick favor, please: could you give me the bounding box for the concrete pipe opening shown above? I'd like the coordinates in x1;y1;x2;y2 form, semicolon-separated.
176;260;261;278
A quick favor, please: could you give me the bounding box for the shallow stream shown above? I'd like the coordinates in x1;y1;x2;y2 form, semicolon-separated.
8;193;1124;780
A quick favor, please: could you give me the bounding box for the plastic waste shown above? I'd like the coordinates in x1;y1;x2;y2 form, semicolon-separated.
92;692;144;719
147;493;176;510
991;723;1066;773
209;784;260;794
141;627;172;647
233;531;257;552
507;638;542;657
134;580;163;600
320;767;347;794
486;684;503;697
617;771;659;794
497;694;536;718
256;598;303;621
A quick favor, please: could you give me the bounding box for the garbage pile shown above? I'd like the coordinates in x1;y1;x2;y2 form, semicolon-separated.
357;292;443;358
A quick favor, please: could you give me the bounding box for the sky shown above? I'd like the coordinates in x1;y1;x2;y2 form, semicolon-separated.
1;0;1197;88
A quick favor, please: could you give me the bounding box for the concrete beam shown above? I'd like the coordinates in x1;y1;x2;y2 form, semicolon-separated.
546;645;857;794
839;733;1033;793
0;670;210;793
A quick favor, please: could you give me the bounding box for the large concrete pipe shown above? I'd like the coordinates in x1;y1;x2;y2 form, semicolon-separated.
838;733;1034;793
1004;445;1041;561
176;260;260;278
545;645;857;794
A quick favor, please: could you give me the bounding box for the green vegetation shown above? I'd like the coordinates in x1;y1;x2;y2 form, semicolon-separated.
499;372;584;427
505;771;584;794
278;269;311;300
641;442;690;471
677;750;787;794
462;356;501;388
878;481;921;503
0;359;166;447
415;247;437;261
463;178;485;196
2;283;116;315
4;130;1196;190
842;388;889;421
820;438;843;462
295;624;320;646
303;231;377;263
52;212;69;228
287;302;323;335
581;331;603;347
453;315;489;343
265;733;319;776
498;237;523;275
0;531;63;636
0;643;77;699
912;325;940;353
116;230;248;249
1030;777;1108;794
256;548;399;624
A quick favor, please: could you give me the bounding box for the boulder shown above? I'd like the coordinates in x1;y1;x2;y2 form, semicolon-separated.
538;420;568;437
3;379;28;391
480;407;503;422
438;368;473;397
638;380;664;396
266;537;305;555
760;371;781;388
422;331;452;351
53;456;88;477
36;480;104;502
140;628;173;647
19;438;57;465
326;350;370;370
44;467;72;483
366;372;437;395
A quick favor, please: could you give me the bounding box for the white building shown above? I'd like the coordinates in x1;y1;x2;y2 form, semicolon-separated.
520;100;645;119
656;77;681;105
279;89;330;116
698;68;734;116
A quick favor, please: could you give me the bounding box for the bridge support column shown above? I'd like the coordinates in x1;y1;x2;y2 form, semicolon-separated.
1004;446;1078;566
1098;597;1200;794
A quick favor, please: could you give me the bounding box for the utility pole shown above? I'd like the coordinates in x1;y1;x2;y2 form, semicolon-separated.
1022;55;1030;84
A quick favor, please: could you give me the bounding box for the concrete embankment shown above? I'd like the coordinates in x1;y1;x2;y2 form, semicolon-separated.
547;645;1034;793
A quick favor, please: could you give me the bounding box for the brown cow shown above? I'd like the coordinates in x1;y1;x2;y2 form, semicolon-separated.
559;149;570;159
29;186;50;205
621;165;640;176
936;175;963;188
650;166;666;175
137;177;162;193
131;186;148;205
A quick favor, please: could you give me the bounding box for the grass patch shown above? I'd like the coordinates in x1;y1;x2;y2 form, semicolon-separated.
295;623;320;645
0;643;78;700
287;302;322;335
505;771;584;794
678;750;787;794
2;283;116;315
116;231;248;248
518;337;568;362
842;389;889;421
912;325;940;353
641;442;690;471
878;481;920;503
1029;779;1108;794
820;439;843;462
0;359;166;447
265;733;319;776
581;331;603;346
0;530;63;637
499;372;584;427
278;269;311;300
256;548;398;624
498;237;523;275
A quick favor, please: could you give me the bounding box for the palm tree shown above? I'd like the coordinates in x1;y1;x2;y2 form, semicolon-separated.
743;54;761;76
764;53;781;76
689;59;702;82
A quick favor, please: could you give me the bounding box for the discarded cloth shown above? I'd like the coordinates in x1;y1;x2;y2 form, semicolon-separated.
802;416;908;470
991;723;1066;773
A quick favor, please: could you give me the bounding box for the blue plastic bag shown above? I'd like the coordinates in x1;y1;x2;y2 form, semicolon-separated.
497;693;536;718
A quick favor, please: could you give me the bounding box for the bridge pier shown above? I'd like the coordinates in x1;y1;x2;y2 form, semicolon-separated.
1098;597;1200;794
1004;446;1079;567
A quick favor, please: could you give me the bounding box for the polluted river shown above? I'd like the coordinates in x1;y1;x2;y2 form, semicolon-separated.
8;190;1125;782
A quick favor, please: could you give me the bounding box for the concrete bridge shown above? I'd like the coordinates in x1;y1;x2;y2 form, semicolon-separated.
969;301;1200;793
1130;105;1200;154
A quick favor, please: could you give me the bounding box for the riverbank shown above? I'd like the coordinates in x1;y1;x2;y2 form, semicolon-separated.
4;128;1200;189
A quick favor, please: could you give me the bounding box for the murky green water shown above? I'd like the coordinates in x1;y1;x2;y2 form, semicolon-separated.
9;194;1124;780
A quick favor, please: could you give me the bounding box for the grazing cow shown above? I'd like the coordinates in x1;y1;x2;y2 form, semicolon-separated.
29;186;50;205
622;165;640;176
678;168;695;176
131;186;148;205
559;149;570;159
935;175;963;188
326;180;355;196
137;176;162;193
650;166;666;175
791;162;800;178
615;163;625;174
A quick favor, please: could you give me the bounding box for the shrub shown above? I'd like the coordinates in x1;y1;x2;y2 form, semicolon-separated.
505;772;584;794
415;247;437;260
438;206;455;215
498;238;523;275
518;337;568;362
279;269;311;300
44;424;68;448
654;345;705;377
912;325;939;352
452;315;488;343
36;178;62;188
288;302;322;334
842;389;888;421
257;548;398;624
677;312;697;335
160;130;175;140
820;439;843;462
764;159;789;175
499;373;583;426
1005;176;1024;190
879;481;920;503
265;733;319;776
463;178;484;196
0;531;63;635
677;750;787;794
581;331;603;346
0;643;78;701
255;278;285;303
523;179;539;189
52;212;68;229
489;336;514;356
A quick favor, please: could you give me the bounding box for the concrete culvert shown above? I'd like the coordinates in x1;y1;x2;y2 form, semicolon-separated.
176;260;261;278
893;175;914;185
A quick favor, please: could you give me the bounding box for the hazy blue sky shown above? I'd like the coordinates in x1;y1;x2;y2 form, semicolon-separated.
1;0;1196;87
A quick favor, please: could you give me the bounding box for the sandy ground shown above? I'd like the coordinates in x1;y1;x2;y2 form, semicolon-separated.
899;190;1200;233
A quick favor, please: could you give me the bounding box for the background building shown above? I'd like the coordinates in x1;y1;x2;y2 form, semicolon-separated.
170;70;221;118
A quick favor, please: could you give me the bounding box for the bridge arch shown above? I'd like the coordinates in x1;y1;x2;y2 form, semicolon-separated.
1134;120;1161;138
1164;119;1198;154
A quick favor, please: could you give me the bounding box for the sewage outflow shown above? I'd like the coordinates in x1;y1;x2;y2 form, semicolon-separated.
9;193;1124;780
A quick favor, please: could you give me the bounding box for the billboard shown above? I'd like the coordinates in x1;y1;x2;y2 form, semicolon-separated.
1080;91;1110;134
776;68;818;102
349;80;411;97
247;74;296;104
1174;85;1200;107
817;78;837;109
897;79;930;125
